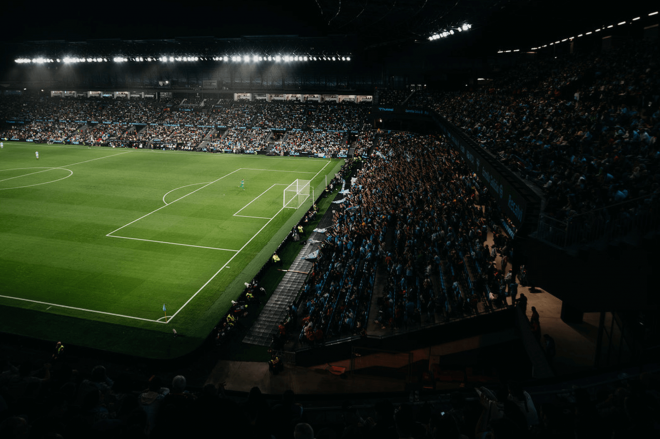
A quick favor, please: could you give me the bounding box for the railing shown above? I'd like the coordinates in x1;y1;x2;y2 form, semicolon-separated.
536;195;660;248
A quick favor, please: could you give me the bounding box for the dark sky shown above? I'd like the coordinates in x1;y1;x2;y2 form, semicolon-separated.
2;0;658;52
1;0;328;43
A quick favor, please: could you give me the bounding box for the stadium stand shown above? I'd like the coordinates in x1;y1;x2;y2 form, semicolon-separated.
2;15;659;439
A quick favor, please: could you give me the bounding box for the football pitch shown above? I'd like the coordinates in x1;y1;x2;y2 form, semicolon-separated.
0;142;343;358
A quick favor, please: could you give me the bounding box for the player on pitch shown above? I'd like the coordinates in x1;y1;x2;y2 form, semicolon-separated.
240;178;245;190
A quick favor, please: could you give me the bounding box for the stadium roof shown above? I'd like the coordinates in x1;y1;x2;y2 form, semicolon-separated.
2;0;658;56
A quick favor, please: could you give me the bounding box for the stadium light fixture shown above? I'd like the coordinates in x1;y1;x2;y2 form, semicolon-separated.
595;28;601;32
347;56;351;61
607;24;614;28
633;17;641;21
169;56;174;61
618;21;626;25
650;11;658;16
275;55;281;62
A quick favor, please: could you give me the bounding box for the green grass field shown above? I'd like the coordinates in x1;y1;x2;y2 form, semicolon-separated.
0;142;343;358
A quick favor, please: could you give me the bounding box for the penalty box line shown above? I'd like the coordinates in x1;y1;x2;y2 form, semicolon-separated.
106;168;241;236
165;163;333;323
165;204;288;324
97;164;331;322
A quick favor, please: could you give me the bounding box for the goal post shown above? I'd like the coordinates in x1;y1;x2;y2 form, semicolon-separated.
283;179;311;209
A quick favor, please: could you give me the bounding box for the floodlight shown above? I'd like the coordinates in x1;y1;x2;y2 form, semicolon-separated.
650;11;658;16
607;24;613;28
561;38;567;42
224;56;228;62
458;27;462;32
586;31;592;35
268;56;272;61
449;30;454;35
618;21;626;25
595;28;601;32
347;57;351;61
169;56;173;61
633;17;640;21
332;57;336;61
275;55;281;62
56;59;60;62
578;34;583;37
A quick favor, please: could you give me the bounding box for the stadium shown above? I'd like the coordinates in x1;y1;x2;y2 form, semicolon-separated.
0;0;658;437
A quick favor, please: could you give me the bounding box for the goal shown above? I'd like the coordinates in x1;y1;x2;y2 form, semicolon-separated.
283;179;311;209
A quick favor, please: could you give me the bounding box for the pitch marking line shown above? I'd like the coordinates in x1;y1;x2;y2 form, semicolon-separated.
0;151;131;190
0;294;163;324
233;215;273;220
233;183;286;217
106;168;241;236
310;160;332;182
163;182;210;205
107;235;239;252
0;167;64;183
241;168;316;173
64;151;133;167
165;205;287;323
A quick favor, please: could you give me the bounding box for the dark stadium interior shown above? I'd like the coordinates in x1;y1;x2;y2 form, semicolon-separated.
1;0;659;438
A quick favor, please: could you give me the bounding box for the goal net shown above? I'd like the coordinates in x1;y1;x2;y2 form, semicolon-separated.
283;179;311;209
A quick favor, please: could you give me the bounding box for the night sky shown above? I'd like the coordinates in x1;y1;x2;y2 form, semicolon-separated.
1;0;658;54
1;0;327;43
